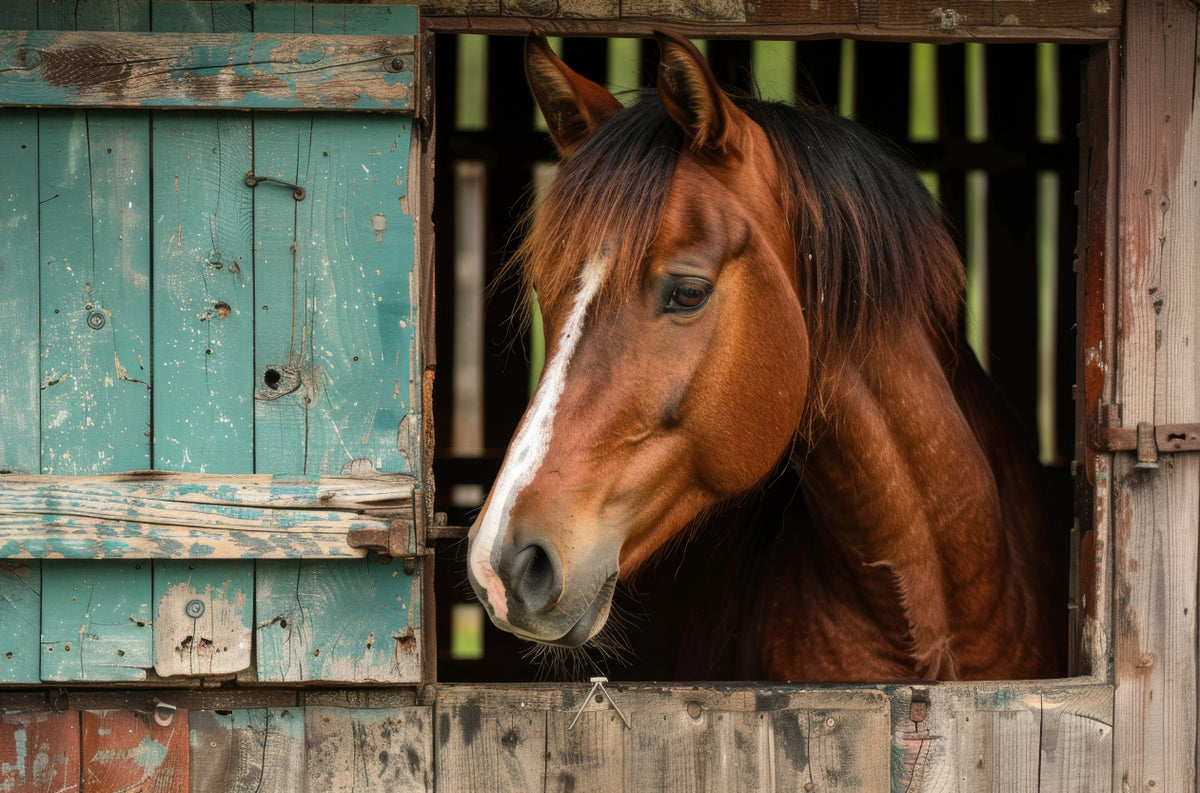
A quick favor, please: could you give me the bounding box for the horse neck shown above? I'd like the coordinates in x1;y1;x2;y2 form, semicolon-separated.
796;326;1008;679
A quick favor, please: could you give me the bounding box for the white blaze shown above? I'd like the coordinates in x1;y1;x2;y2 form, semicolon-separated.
469;255;612;622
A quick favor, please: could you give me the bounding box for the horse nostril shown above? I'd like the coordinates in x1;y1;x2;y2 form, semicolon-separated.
510;542;562;613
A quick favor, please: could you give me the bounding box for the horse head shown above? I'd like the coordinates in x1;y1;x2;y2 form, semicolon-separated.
466;32;809;647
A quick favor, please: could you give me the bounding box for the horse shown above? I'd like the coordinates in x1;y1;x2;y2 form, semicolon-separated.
465;31;1064;682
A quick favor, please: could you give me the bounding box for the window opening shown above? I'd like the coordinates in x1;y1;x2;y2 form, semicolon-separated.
432;34;1088;681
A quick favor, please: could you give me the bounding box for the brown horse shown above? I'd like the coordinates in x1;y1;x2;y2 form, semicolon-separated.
466;32;1064;681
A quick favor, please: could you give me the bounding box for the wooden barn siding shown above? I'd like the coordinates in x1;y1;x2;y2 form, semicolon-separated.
0;681;1111;791
1112;1;1200;792
419;0;1121;39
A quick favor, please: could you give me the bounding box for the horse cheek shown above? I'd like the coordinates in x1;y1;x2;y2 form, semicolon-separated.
694;304;808;495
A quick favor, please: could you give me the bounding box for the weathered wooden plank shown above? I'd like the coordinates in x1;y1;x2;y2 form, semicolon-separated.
436;692;546;793
0;562;41;684
82;708;189;793
151;106;254;474
889;682;1112;792
437;686;890;792
188;708;305;793
256;555;421;682
253;112;419;477
0;31;415;111
0;709;80;793
40;560;153;681
0;472;414;558
306;707;433;791
621;0;746;22
1112;2;1200;793
38;110;152;475
153;560;252;678
1038;685;1113;790
0;109;40;476
748;0;857;23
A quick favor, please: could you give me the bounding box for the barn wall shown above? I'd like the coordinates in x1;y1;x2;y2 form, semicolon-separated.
1112;0;1200;790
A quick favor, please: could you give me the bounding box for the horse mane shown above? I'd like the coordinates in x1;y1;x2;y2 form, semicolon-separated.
513;91;966;366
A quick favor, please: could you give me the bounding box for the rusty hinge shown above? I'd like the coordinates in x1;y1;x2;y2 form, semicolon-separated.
346;487;424;573
1089;402;1200;468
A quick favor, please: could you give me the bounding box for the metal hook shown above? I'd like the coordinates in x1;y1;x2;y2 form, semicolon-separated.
245;172;306;200
569;676;631;730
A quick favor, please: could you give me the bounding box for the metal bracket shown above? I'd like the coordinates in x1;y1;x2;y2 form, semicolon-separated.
245;171;306;200
569;677;631;730
345;487;424;573
1089;402;1200;469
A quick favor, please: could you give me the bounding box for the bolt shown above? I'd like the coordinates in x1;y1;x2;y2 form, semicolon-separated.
185;599;205;618
87;311;106;330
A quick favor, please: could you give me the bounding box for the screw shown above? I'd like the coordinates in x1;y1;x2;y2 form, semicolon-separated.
87;311;106;330
185;599;205;618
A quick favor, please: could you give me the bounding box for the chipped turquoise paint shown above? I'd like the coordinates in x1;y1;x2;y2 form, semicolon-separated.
39;111;152;475
256;554;419;682
251;113;415;475
151;108;254;473
0;562;41;683
40;559;153;681
250;0;418;477
0;111;40;475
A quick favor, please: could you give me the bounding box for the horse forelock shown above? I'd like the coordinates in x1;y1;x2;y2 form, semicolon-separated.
514;93;965;370
512;97;681;327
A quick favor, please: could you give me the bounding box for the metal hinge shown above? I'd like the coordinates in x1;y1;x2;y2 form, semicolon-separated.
1089;402;1200;468
346;487;425;574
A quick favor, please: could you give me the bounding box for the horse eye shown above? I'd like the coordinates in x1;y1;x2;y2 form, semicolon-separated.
668;280;711;312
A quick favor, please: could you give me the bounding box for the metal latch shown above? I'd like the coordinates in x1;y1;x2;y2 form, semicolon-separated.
1089;402;1200;468
346;487;424;573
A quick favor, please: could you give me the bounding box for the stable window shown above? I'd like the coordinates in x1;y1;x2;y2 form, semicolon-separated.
430;32;1095;681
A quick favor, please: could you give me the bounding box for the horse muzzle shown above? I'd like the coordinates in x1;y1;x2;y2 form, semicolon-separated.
467;528;619;647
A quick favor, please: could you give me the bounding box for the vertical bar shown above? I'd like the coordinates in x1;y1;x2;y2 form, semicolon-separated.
752;40;796;103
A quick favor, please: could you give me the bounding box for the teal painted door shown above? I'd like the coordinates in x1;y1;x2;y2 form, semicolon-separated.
0;2;424;685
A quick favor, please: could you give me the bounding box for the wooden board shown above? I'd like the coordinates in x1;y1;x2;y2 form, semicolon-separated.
153;559;253;678
1112;1;1200;792
38;110;152;475
306;707;433;791
252;112;418;477
256;554;422;683
0;473;412;558
188;708;305;793
0;109;40;476
435;685;891;792
0;30;415;111
0;709;80;793
0;562;41;684
39;559;153;681
81;708;189;793
151;108;255;474
889;682;1112;791
421;0;1120;40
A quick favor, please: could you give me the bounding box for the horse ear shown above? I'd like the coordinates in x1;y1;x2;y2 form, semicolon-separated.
654;31;749;156
525;32;623;157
